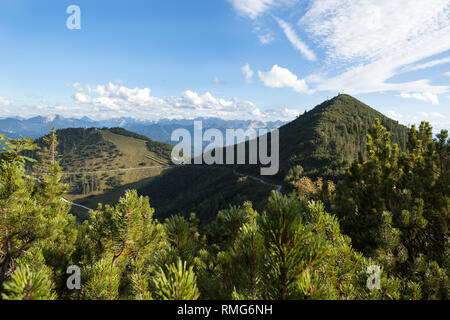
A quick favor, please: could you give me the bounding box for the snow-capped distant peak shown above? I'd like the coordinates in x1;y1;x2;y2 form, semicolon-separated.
45;115;57;122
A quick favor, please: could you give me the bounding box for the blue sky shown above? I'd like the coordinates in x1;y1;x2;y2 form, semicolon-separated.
0;0;449;131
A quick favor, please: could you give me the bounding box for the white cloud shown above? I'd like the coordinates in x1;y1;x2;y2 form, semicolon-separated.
212;77;226;85
69;82;297;121
67;82;82;90
301;0;450;62
74;83;163;111
404;57;450;72
258;33;274;44
241;64;255;83
400;92;440;105
263;107;303;119
305;73;324;83
0;96;12;106
386;110;403;121
228;0;274;19
258;64;311;93
228;0;450;103
443;71;450;76
275;17;317;61
418;111;446;119
73;93;91;104
299;0;450;98
390;111;448;133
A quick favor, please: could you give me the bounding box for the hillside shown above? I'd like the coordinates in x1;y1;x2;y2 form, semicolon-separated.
134;95;410;223
136;166;274;224
39;95;410;224
31;127;173;201
278;94;409;179
224;94;409;182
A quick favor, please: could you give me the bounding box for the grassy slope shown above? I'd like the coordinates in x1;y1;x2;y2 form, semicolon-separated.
33;127;172;202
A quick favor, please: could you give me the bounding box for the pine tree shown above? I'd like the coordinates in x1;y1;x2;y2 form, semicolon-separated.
226;206;264;300
333;119;449;299
34;126;59;176
0;133;76;295
165;214;200;267
258;192;327;299
1;265;57;300
152;259;199;300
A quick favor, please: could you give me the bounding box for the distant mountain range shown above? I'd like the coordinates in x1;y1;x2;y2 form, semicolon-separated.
0;115;286;147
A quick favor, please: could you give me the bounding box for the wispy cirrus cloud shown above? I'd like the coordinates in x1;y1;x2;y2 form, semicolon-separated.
300;0;450;102
227;0;275;19
233;0;450;105
258;33;275;44
403;57;450;72
275;17;317;61
418;111;446;119
386;110;448;133
212;77;227;85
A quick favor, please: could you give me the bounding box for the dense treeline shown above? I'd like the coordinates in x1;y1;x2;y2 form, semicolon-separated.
0;119;447;300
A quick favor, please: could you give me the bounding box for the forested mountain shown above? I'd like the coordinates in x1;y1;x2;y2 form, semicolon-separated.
225;94;409;182
20;95;412;225
277;94;409;180
133;94;410;224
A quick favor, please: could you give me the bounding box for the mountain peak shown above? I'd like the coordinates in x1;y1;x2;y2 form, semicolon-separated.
308;94;373;115
276;94;409;180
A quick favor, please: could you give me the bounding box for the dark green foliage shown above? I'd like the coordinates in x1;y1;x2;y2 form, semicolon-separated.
194;194;408;300
138;166;274;225
332;119;449;299
1;265;57;300
165;214;200;267
234;94;409;182
0;134;78;297
152;259;200;300
258;193;326;299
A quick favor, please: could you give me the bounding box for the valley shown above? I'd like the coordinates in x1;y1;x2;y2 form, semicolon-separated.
33;94;412;225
